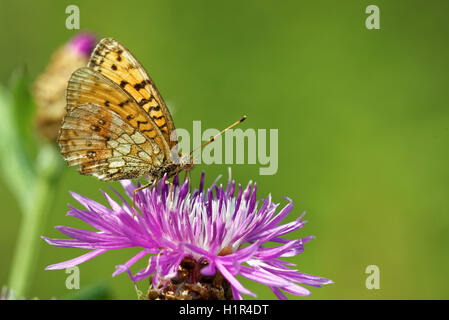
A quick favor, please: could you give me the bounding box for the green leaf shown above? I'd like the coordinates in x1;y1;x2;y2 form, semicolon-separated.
0;82;35;208
62;282;112;300
9;66;37;159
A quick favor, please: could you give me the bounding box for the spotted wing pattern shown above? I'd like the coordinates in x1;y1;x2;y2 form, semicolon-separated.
88;38;177;150
58;68;168;181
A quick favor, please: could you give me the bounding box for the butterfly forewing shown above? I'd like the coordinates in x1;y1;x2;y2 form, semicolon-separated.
88;38;177;150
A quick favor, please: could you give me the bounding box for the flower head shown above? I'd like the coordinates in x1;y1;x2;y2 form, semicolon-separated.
33;32;97;141
43;172;332;299
68;33;97;56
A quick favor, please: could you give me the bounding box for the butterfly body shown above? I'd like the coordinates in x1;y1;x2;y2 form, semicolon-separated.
145;153;193;183
58;38;193;183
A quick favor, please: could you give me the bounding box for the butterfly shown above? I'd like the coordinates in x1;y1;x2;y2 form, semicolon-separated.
58;38;246;204
58;38;195;194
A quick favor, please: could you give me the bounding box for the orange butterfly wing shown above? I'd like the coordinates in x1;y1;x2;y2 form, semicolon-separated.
88;38;177;150
59;68;169;181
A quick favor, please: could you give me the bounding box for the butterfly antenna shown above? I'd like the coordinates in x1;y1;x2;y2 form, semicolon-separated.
190;115;247;156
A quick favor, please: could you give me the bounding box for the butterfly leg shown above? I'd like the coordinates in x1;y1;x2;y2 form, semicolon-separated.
132;180;155;218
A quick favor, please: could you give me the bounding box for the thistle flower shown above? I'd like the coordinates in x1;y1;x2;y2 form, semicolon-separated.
43;172;332;299
33;32;97;140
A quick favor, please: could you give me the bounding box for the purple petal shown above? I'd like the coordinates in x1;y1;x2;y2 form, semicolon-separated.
113;249;151;277
270;286;288;300
44;249;108;270
216;262;256;297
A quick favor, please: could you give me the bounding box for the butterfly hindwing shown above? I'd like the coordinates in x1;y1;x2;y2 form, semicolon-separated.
59;103;156;180
66;67;171;158
59;67;172;181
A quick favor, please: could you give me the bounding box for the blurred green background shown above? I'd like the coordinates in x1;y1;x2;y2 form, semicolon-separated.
1;0;449;299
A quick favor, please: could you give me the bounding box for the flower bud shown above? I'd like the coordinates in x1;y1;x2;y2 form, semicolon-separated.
33;33;97;141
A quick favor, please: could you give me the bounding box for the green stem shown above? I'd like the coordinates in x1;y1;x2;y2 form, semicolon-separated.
7;145;61;298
